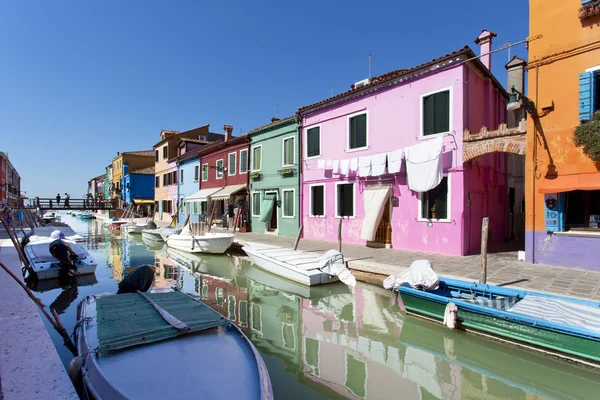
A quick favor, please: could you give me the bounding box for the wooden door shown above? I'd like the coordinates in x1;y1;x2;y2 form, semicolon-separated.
373;198;391;245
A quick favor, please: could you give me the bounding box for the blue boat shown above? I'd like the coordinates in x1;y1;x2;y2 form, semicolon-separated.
398;277;600;368
75;290;272;399
79;212;94;219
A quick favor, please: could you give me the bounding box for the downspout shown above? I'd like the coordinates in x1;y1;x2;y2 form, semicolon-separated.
297;116;304;238
531;65;540;263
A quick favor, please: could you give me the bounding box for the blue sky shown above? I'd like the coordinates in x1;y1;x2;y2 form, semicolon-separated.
0;0;529;198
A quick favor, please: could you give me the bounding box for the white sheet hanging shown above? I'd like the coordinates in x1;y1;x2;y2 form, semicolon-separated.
370;153;387;176
358;157;371;177
349;158;358;172
404;137;443;192
317;159;325;169
332;159;340;174
387;149;404;174
326;160;332;168
339;159;350;175
359;185;392;241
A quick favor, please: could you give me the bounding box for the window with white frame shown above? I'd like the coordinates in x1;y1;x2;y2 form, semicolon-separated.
336;183;355;218
216;159;224;179
307;126;320;158
240;149;248;173
228;152;236;175
282;189;295;218
194;165;199;181
179;197;184;213
251;146;262;171
348;113;367;150
282;137;295;166
251;192;261;217
422;89;450;136
202;164;208;181
180;169;184;184
162;145;168;159
310;185;325;217
200;201;208;215
419;176;449;220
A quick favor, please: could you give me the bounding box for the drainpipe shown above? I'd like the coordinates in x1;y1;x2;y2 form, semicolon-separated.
531;65;540;264
297;116;304;238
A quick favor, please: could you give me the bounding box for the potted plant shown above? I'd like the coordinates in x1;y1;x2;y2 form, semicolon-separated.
430;204;436;219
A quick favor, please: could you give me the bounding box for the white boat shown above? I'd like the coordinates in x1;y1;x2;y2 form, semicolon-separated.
141;227;181;242
242;244;356;287
41;211;61;223
23;238;97;280
28;233;85;243
166;227;235;254
123;223;147;234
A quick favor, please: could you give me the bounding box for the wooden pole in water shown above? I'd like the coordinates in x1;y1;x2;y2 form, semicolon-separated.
480;217;489;284
293;225;304;251
338;219;343;252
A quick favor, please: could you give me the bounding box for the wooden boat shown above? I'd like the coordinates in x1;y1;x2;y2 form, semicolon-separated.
166;231;235;254
23;238;97;280
398;277;600;368
141;227;181;242
75;290;272;400
110;220;130;230
242;244;350;287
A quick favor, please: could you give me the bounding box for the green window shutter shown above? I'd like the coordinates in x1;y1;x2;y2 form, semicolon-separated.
349;114;367;149
284;139;294;165
307;127;320;157
435;91;450;133
284;191;294;216
580;72;596;121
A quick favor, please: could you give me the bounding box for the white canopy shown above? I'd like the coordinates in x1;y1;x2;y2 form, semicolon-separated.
212;184;247;200
186;187;223;202
359;185;392;241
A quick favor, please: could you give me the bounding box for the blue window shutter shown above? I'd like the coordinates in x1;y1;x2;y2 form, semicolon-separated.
579;72;594;121
582;0;593;4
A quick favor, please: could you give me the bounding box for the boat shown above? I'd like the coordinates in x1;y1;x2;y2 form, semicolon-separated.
397;276;600;368
75;290;272;400
42;211;61;223
79;212;94;219
110;219;130;230
166;227;235;254
242;244;356;287
141;227;181;242
23;238;97;280
123;223;147;234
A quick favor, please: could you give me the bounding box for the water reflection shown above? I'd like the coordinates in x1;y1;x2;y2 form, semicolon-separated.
32;213;600;400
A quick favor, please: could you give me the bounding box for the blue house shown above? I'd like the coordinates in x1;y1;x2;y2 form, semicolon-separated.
176;139;205;223
121;162;155;214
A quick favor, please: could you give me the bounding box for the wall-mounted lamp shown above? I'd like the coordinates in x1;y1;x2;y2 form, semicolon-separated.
506;85;537;116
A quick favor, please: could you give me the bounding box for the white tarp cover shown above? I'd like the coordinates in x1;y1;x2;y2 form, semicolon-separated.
404;136;443;193
211;184;247;200
317;250;357;288
187;187;223;202
383;260;439;290
359;185;392;241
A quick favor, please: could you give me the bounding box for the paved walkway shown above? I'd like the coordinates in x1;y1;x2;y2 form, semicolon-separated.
231;231;600;301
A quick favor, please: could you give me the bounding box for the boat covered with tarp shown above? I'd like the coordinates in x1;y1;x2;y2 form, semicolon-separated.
76;290;272;399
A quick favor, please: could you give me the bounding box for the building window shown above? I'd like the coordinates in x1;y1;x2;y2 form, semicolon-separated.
200;201;208;215
163;174;167;186
192;202;198;214
155;176;160;188
348;113;367;150
310;185;325;217
282;137;295;166
419;176;450;221
180;197;184;213
282;189;295;218
422;89;450;136
194;165;199;181
228;152;237;176
202;164;208;181
172;171;177;185
251;145;262;171
162;145;168;159
216;159;224;179
307;126;321;158
239;149;248;174
180;169;184;184
335;183;355;218
580;69;599;121
252;192;261;217
564;190;600;230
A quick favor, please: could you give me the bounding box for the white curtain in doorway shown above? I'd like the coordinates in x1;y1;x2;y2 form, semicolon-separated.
359;185;392;241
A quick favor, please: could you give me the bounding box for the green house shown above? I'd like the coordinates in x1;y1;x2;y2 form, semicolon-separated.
248;116;300;236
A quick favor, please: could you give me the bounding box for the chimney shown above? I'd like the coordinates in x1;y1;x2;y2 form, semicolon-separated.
271;117;280;123
505;55;527;127
117;151;120;156
474;29;497;71
224;125;233;141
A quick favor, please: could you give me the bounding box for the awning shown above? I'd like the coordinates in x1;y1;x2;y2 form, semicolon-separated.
539;173;600;194
360;185;392;241
133;199;155;205
260;193;276;223
187;187;223;202
212;184;247;200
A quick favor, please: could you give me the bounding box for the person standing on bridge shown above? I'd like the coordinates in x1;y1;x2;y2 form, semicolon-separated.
56;193;61;207
64;193;70;208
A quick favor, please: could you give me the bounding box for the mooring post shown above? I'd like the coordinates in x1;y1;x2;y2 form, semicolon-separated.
480;217;489;284
338;218;343;252
293;225;304;251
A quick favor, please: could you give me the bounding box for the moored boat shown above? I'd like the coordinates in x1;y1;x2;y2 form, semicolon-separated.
123;223;147;234
42;211;61;223
79;212;94;219
397;277;600;368
75;290;272;400
141;227;181;242
23;238;97;280
166;227;235;254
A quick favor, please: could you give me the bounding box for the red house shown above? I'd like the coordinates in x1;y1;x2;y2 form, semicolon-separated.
187;126;250;230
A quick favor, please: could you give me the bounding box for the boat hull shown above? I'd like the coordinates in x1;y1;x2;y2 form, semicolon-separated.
166;233;234;254
399;281;600;367
141;231;164;242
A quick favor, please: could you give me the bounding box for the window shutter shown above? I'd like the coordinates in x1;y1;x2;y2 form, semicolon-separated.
579;72;596;121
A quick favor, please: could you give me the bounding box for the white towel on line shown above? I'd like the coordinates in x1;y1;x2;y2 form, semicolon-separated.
339;159;350;175
404;137;443;192
332;159;340;174
349;158;358;172
317;159;325;169
387;149;404;174
370;153;387;176
358;157;371;177
326;160;332;167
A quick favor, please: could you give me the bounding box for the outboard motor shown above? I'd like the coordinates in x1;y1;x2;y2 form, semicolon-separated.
117;265;155;294
49;239;79;275
146;221;157;229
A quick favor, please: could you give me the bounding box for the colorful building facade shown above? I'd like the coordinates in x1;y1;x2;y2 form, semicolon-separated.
110;150;154;206
121;163;154;213
0;152;21;207
299;32;511;255
248;117;300;236
525;0;600;269
176;139;207;223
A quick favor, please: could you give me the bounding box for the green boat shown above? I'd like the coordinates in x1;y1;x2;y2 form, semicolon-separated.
398;277;600;368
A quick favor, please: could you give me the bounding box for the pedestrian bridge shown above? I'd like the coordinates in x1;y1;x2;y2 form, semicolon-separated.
33;198;117;211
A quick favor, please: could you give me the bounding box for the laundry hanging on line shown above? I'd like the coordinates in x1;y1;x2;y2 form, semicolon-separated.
404;136;444;193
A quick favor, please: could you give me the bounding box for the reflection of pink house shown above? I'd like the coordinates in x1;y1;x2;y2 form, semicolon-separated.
298;30;512;255
200;275;249;330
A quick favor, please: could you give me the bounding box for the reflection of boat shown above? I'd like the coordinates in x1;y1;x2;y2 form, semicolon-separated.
142;236;167;250
76;291;272;399
26;273;98;292
167;248;236;281
141;227;180;242
24;238;97;280
166;230;235;254
398;277;600;367
400;316;600;400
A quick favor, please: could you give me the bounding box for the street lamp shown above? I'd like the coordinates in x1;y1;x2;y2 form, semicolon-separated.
506;85;537;116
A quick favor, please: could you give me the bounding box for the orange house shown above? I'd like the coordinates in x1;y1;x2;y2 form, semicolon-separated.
526;0;600;269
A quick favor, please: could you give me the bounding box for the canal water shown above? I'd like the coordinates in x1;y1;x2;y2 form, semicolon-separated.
32;213;600;400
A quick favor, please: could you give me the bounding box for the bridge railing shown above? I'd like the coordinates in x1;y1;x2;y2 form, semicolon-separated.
33;198;117;210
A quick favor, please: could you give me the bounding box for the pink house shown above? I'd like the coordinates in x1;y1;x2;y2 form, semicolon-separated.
299;30;512;256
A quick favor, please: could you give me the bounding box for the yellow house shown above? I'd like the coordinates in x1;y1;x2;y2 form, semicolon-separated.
110;150;155;206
